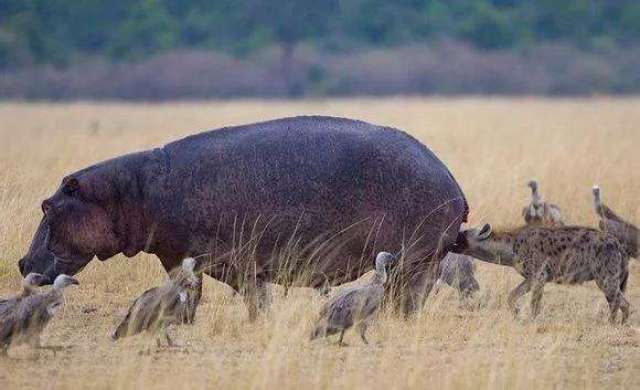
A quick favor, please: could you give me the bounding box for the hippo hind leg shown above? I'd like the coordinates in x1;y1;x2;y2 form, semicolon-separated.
390;259;440;316
242;278;271;321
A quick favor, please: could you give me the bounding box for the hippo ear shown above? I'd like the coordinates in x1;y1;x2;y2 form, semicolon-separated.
62;177;80;194
477;224;492;240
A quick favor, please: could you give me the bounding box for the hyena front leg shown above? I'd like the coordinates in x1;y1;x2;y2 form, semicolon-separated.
530;280;546;318
530;268;549;318
507;279;532;316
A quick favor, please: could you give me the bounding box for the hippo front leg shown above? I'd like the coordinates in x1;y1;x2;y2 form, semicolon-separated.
201;262;268;320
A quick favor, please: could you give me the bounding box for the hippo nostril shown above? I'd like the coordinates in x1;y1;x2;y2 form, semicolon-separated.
41;200;53;215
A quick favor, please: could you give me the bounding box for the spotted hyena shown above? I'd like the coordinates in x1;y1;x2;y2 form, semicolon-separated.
522;180;564;226
458;224;630;323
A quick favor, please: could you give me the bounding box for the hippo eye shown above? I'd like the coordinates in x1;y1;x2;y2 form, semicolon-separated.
62;177;80;195
63;187;77;195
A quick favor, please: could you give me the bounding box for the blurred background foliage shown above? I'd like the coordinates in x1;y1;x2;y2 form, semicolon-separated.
1;0;639;98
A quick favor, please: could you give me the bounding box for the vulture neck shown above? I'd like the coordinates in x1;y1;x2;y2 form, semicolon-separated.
20;284;36;297
372;263;387;285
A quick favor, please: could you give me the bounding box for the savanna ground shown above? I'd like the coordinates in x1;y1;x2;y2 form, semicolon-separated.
0;98;639;389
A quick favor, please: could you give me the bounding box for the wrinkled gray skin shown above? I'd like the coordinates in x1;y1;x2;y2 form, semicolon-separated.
19;116;468;317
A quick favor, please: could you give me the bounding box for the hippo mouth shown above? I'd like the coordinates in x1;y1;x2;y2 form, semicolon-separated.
18;255;57;282
52;254;93;275
19;252;92;282
46;233;98;268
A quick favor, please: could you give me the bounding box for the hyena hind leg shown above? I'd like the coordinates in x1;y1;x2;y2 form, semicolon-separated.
597;278;627;324
607;295;621;324
618;293;631;324
600;287;622;324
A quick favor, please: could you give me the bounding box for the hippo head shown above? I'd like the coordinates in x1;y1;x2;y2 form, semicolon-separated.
19;216;91;280
20;172;128;280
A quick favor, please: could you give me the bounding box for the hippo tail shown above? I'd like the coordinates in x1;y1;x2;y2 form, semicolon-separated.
445;228;468;255
444;177;469;256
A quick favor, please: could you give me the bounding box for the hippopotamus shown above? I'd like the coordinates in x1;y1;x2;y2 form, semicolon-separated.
19;116;468;317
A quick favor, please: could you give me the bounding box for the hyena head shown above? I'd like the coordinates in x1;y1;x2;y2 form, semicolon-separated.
459;224;516;265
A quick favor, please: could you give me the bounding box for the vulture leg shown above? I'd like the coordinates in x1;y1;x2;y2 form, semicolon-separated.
159;326;174;347
337;330;347;346
357;322;369;345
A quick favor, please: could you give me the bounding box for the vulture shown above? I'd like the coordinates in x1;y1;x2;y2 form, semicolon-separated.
111;257;203;346
0;274;78;354
434;253;479;299
310;251;396;345
522;179;564;226
0;273;49;317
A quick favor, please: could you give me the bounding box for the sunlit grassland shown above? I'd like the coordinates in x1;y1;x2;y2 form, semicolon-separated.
0;98;639;389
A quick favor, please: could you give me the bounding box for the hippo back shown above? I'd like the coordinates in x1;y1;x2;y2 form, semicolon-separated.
151;116;468;283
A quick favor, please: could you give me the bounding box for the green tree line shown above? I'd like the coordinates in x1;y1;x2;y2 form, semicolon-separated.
2;0;640;69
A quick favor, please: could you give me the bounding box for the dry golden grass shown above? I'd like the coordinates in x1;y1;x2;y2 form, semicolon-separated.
1;98;639;389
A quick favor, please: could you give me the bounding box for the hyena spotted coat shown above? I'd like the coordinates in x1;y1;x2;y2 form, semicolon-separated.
458;224;630;323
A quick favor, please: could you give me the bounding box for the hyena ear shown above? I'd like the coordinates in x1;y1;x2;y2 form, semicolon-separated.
62;176;80;194
477;223;492;240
